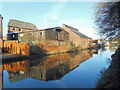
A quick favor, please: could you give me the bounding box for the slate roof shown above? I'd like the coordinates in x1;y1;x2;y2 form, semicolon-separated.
63;24;92;39
8;19;37;30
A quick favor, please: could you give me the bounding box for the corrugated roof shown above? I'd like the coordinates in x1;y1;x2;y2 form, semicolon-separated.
8;19;37;30
63;24;92;39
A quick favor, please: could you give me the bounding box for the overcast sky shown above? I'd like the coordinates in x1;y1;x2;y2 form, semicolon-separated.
1;2;100;39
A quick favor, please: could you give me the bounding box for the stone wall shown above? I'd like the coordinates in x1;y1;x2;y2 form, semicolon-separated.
18;30;45;42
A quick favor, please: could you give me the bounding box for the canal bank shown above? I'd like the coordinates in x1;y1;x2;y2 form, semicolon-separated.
95;46;120;88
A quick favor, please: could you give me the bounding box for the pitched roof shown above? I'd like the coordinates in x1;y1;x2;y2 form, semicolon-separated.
63;24;92;39
8;19;37;30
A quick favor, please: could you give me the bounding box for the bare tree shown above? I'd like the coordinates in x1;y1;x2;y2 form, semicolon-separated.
94;2;120;38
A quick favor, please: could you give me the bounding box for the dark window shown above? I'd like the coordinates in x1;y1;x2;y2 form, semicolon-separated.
56;32;59;40
40;32;42;35
30;33;32;36
19;29;22;31
12;28;16;31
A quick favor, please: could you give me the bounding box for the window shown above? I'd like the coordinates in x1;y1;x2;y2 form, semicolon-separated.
20;34;23;37
30;32;32;36
40;32;42;35
13;35;15;38
56;32;59;40
19;29;22;31
12;28;16;31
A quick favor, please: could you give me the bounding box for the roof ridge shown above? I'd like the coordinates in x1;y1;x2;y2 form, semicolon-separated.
8;19;37;30
63;24;92;39
9;19;34;25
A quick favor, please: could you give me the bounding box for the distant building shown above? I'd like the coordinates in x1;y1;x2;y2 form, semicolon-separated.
93;40;98;46
109;35;120;44
7;19;37;40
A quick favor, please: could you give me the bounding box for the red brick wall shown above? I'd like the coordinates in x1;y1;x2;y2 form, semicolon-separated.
62;27;93;48
32;40;70;55
8;26;33;33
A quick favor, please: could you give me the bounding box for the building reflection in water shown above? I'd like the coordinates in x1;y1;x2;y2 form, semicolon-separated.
0;65;3;89
2;49;94;83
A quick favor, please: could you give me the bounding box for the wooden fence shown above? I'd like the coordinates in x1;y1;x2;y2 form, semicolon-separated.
3;41;30;55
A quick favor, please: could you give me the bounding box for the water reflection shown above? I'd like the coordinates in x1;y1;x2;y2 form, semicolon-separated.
96;46;119;88
2;49;93;84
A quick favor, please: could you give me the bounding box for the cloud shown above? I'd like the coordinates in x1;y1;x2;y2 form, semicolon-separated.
43;1;66;28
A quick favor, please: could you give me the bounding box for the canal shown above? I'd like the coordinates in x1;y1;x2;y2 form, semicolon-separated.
1;46;118;88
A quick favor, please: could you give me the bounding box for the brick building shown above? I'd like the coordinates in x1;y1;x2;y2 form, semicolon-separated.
0;14;3;48
6;19;93;55
62;24;93;49
17;27;70;55
7;19;37;40
0;14;3;41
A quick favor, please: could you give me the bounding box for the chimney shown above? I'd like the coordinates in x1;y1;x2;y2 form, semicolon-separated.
62;24;66;28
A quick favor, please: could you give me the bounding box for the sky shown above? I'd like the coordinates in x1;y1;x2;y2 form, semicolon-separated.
1;1;100;39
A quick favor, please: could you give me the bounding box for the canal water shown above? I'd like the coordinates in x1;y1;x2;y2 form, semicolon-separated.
1;46;118;88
